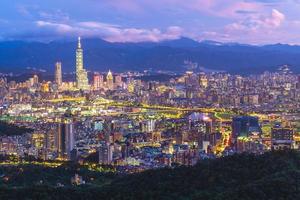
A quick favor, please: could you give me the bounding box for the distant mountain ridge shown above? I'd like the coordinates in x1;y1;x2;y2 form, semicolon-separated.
0;37;299;74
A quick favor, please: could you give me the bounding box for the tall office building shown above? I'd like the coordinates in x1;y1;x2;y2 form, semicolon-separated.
76;37;89;90
33;75;39;85
55;62;62;87
93;72;103;90
271;127;294;150
99;142;114;165
56;121;75;160
115;75;122;88
199;73;208;88
106;70;114;90
232;116;261;138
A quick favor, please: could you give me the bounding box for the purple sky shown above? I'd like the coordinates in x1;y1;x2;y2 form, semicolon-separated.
1;0;300;44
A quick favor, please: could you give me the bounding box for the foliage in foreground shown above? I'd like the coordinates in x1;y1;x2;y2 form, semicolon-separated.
1;150;300;199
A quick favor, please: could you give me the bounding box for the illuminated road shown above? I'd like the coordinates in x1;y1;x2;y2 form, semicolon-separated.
133;142;161;148
45;96;271;120
47;97;86;103
0;160;115;172
0;161;63;168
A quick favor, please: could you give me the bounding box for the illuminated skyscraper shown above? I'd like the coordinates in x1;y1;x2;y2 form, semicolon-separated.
41;81;50;92
33;75;39;85
106;70;114;90
56;121;75;160
99;142;114;165
199;73;208;88
271;126;294;150
115;75;122;88
232;116;261;138
55;62;62;87
93;72;103;90
76;37;89;90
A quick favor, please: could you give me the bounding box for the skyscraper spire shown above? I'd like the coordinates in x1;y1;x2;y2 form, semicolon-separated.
78;37;81;49
76;36;89;90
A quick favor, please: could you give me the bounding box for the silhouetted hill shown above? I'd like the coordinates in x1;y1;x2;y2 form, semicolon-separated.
1;150;300;199
101;150;300;200
0;38;299;74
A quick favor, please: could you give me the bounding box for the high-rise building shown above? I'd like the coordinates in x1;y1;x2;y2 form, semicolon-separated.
115;75;122;88
199;73;208;88
99;142;114;165
56;121;75;160
106;70;114;90
43;125;57;160
185;71;194;86
41;81;50;92
271;127;294;150
76;37;89;90
93;72;103;90
33;75;39;85
232;116;261;138
55;62;62;87
140;119;156;133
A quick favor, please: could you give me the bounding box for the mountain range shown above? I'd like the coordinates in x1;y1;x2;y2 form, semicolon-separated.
0;37;300;74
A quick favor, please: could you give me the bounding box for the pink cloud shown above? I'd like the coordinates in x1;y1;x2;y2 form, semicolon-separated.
36;21;74;33
105;26;183;42
225;9;285;33
264;9;285;27
216;9;286;44
35;20;183;42
29;1;294;44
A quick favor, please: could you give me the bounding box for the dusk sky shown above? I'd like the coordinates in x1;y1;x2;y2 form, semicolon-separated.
1;0;300;44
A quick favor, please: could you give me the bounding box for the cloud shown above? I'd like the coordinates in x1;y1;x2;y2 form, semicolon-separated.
265;9;285;27
105;26;183;42
2;0;300;44
38;10;70;22
35;20;183;42
36;21;74;33
208;9;286;44
226;9;285;32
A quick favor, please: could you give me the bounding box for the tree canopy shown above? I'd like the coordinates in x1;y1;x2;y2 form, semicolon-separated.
0;150;300;200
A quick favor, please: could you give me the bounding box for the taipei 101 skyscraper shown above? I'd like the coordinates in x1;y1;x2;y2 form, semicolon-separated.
76;37;89;90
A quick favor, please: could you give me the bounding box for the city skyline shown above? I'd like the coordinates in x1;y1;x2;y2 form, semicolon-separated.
0;1;300;199
1;0;300;44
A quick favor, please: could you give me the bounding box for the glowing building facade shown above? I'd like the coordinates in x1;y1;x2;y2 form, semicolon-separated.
106;70;114;90
115;75;122;88
93;72;103;90
76;37;89;90
55;62;62;87
56;121;75;160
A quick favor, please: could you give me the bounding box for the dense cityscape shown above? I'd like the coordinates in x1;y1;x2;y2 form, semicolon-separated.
2;0;300;199
0;37;298;180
